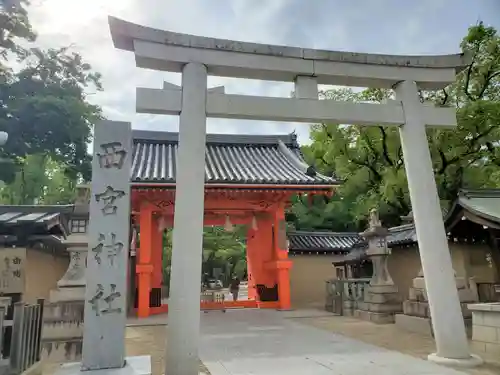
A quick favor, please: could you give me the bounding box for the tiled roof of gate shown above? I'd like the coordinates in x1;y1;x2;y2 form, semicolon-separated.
131;130;338;186
288;231;362;253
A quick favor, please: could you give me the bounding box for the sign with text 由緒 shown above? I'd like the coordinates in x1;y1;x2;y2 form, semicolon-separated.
0;248;25;294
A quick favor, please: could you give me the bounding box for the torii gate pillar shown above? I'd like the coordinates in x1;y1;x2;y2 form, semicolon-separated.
396;80;481;366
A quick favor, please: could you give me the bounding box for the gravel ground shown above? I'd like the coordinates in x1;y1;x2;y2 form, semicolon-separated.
40;326;210;375
125;326;210;375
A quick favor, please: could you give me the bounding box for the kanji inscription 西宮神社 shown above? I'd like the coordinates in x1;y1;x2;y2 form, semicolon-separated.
81;121;132;371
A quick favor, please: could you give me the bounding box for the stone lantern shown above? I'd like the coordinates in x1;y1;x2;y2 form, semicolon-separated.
362;208;394;287
354;208;402;324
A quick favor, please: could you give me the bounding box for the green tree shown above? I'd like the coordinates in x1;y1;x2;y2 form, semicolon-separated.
0;47;102;183
0;154;76;204
0;0;102;184
202;226;246;282
42;157;78;204
160;225;247;294
0;0;36;77
290;22;500;231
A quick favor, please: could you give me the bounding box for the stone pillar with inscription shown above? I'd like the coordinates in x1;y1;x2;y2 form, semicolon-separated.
55;120;151;375
354;208;402;324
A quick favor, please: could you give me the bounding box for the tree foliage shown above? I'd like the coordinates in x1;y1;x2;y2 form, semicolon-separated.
0;0;36;77
0;154;76;204
202;226;247;281
161;226;247;291
0;47;102;183
290;22;500;231
0;2;102;185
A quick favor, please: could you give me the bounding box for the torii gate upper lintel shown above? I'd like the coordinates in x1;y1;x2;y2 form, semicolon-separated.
107;16;471;90
107;16;481;375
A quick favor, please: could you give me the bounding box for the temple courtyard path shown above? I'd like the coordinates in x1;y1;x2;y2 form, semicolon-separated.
123;309;500;375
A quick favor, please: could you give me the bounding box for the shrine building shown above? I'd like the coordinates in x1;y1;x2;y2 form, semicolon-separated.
287;231;360;309
130;130;338;317
287;189;500;311
0;205;72;305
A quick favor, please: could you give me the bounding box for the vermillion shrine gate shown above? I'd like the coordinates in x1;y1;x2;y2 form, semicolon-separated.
130;130;336;318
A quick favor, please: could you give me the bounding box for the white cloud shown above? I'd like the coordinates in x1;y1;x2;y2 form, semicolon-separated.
26;0;497;145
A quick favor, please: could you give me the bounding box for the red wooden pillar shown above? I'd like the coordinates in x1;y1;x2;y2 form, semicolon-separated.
252;215;278;306
246;228;257;300
273;203;292;310
254;216;276;287
151;216;163;288
137;205;154;318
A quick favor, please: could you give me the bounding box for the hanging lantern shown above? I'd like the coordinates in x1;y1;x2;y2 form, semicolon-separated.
251;215;258;231
224;215;234;232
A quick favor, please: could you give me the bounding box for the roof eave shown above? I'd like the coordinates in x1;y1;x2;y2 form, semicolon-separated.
131;182;338;190
459;198;500;226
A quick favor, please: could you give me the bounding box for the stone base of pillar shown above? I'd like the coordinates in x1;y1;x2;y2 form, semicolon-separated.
354;284;402;324
354;310;396;324
41;300;85;363
342;300;356;316
54;355;151;375
50;286;86;302
396;297;474;338
427;353;483;368
396;273;477;338
43;247;87;364
0;359;10;374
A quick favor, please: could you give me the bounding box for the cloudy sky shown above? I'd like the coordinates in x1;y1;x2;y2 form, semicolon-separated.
28;0;500;144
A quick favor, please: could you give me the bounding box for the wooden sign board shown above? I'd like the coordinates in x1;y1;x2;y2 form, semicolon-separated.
0;248;26;294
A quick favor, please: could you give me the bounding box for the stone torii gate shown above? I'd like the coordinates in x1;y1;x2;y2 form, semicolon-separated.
108;17;481;374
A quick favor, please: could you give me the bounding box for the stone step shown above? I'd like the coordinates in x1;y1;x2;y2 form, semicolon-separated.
354;309;395;324
357;301;402;313
402;300;472;319
44;301;84;321
403;300;431;318
42;320;83;341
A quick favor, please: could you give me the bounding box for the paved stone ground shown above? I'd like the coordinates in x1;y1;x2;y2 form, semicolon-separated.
44;309;500;375
198;309;477;375
297;314;500;375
